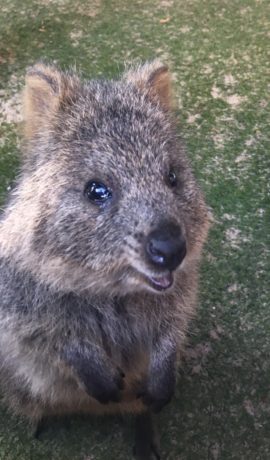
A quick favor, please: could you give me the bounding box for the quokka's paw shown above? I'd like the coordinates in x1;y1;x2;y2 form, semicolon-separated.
138;388;173;413
137;376;174;413
89;367;125;404
137;361;176;413
61;344;125;404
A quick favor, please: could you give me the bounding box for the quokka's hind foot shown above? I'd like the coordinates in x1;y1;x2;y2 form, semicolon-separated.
32;417;49;439
133;412;161;460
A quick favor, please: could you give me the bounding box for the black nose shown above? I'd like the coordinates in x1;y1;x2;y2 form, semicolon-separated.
145;221;186;271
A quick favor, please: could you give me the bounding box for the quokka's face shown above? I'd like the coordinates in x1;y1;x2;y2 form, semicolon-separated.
24;62;209;295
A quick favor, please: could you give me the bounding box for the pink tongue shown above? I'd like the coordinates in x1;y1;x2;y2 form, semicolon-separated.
151;273;173;289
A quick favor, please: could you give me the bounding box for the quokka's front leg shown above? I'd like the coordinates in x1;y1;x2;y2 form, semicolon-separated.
138;336;177;413
62;342;125;404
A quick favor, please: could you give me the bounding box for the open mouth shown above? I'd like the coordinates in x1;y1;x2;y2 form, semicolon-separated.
146;272;174;291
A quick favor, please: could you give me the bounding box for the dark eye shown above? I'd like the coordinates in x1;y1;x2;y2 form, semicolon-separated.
84;181;112;205
168;170;178;187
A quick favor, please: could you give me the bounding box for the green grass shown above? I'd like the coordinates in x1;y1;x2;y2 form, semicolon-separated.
0;0;269;458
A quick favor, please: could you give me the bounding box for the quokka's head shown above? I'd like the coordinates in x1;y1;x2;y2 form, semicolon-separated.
19;60;210;295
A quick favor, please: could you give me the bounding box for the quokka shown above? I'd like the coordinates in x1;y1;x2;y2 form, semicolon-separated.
0;60;210;459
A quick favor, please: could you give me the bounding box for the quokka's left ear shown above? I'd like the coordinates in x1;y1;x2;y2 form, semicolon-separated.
23;62;80;138
123;59;173;111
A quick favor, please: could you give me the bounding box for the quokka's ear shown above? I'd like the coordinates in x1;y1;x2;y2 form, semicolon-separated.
23;62;79;138
123;59;173;110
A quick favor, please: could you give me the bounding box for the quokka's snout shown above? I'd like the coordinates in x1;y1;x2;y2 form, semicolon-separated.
145;220;186;271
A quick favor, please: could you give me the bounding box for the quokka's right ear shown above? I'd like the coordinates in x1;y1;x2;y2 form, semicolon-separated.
23;62;79;138
123;60;174;111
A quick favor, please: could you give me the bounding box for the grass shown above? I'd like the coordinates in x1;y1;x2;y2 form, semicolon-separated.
0;0;269;458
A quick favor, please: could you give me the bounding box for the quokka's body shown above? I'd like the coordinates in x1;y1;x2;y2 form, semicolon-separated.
0;60;209;458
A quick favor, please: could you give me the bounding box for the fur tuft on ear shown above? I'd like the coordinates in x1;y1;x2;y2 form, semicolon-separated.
23;62;79;138
123;60;173;110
